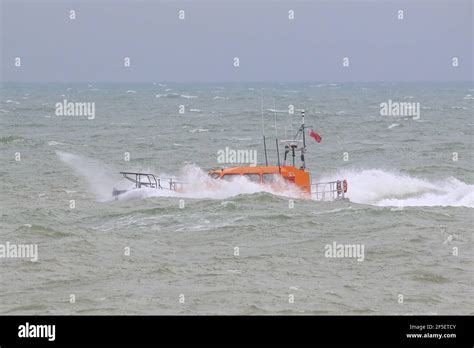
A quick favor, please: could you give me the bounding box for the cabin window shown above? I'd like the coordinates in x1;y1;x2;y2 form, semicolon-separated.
222;174;240;181
243;173;261;183
209;173;220;179
262;173;279;183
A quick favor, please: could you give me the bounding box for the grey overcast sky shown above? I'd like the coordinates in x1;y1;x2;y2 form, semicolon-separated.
0;0;472;83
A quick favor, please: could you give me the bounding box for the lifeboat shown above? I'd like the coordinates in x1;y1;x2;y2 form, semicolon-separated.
113;110;348;201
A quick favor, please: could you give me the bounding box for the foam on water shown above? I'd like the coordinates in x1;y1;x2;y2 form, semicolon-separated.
321;169;473;208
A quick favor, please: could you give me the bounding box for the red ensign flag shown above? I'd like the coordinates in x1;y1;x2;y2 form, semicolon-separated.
309;130;322;143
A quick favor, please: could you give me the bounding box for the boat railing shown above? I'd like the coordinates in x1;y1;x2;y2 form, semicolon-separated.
311;180;346;201
119;172;185;191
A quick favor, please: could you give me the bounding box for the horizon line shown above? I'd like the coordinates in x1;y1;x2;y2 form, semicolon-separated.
1;80;473;84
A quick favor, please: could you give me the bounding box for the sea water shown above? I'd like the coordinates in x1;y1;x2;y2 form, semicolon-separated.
0;82;472;314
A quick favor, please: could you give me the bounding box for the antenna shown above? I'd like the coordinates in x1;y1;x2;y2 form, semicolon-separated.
273;98;281;173
261;89;268;166
301;110;306;169
302;110;306;150
276;138;281;173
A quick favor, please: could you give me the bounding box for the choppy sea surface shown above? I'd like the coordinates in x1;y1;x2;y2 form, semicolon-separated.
0;82;472;314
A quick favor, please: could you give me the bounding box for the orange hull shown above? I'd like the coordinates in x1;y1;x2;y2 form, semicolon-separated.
208;165;312;194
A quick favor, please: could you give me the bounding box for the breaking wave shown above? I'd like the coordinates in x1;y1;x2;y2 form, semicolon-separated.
320;169;473;208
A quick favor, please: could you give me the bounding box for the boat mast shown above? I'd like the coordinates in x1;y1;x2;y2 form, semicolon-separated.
278;110;308;170
301;110;306;169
